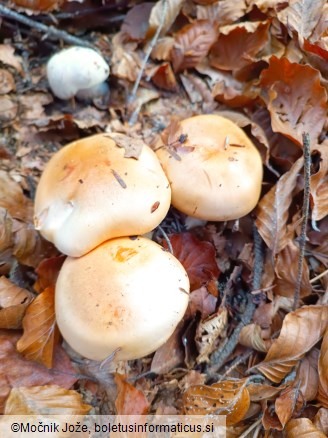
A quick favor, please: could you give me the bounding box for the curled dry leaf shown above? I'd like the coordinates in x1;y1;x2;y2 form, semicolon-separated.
34;255;66;294
239;323;269;353
247;382;287;402
314;408;328;435
151;62;178;91
275;240;312;298
296;349;319;402
151;37;175;61
275;386;305;428
151;323;184;374
310;143;328;222
256;157;303;255
210;21;270;72
105;133;146;159
183;379;250;426
0;44;23;74
165;233;220;293
188;286;217;319
171;20;219;72
148;0;184;37
318;328;328;405
0;331;77;413
195;307;228;363
259;56;327;145
196;0;247;25
254;305;328;383
17;286;59;369
111;34;141;82
285;418;327;438
277;0;326;43
114;373;150;415
0;276;34;329
4;385;91;415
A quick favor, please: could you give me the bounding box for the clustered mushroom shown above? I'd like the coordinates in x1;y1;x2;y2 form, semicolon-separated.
34;113;263;363
47;46;110;100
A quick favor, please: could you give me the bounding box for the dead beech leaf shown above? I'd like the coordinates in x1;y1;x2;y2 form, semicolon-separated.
171;20;219;72
151;62;178;91
275;241;312;298
4;385;91;415
0;69;15;94
105;133;145;159
151;323;184;374
148;0;184;37
275;386;305;428
183;379;250;426
0;276;34;329
210;21;270;72
256;157;303;255
259;56;327;145
34;255;66;293
310;143;328;222
196;0;247;25
314;408;328;435
121;2;154;41
17;286;59;369
188;286;217;319
318;327;328;404
114;373;149;415
296;349;319;402
254;305;328;383
285;418;327;437
165;233;220;293
0;331;77;413
151;37;175;61
195;308;228;363
277;0;326;43
247;382;287;402
0;44;23;74
239;323;269;353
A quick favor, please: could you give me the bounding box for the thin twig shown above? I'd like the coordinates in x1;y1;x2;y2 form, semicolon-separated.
239;416;263;438
0;4;95;48
293;133;311;310
128;0;168;125
310;268;328;284
218;350;253;381
158;225;173;254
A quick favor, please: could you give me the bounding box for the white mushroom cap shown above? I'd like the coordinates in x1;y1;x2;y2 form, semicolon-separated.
34;133;171;257
155;115;263;221
47;46;109;100
55;236;190;361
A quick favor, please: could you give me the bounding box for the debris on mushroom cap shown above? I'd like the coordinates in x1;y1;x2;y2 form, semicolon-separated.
155;114;263;221
46;46;110;100
34;133;171;257
55;236;190;361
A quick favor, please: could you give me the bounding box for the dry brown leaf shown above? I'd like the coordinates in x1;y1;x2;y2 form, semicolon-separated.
318;327;328;404
10;0;64;12
0;69;15;94
4;385;91;415
0;276;34;329
196;0;247;25
0;96;18;124
151;323;184;374
285;418;327;437
0;331;77;413
254;305;328;383
314;408;328;435
111;34;141;82
104;133;145;159
0;44;23;73
247;382;287;402
210;21;270;72
296;349;319;402
260;56;327;145
188;286;217;319
151;37;175;61
34;255;66;294
148;0;184;37
277;0;326;43
183;379;250;426
114;373;149;415
275;386;305;427
171;20;219;72
121;2;154;41
275;240;312;298
256;157;303;255
239;323;269;353
17;286;59;369
151;62;178;91
195;308;228;363
310;143;328;222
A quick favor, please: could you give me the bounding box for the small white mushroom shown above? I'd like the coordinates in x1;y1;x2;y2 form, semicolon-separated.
46;46;110;100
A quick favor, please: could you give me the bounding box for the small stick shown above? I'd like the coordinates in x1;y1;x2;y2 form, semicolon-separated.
158;225;173;254
128;0;168;125
310;268;328;284
0;4;94;48
293;132;311;310
239;416;262;438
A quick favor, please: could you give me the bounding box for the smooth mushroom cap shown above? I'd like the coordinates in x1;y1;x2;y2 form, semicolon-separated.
47;46;109;100
34;134;171;257
55;236;190;361
155;114;263;221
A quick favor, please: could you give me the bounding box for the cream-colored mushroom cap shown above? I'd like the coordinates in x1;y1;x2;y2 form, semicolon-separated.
55;236;190;361
155;115;263;221
34;134;171;257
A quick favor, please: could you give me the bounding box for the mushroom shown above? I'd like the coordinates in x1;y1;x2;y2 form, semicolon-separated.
155;114;263;221
55;236;190;361
34;133;171;257
46;46;110;100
